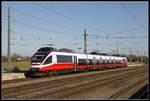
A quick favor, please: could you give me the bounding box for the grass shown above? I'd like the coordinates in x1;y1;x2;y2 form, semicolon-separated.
2;61;31;70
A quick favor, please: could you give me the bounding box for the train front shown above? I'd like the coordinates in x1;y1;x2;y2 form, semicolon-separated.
24;47;54;77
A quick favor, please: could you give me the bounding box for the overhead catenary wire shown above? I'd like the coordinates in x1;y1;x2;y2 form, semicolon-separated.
120;2;143;26
132;3;147;23
2;17;76;38
2;5;82;36
3;3;146;37
2;6;146;40
2;4;148;56
2;29;78;46
3;18;147;41
32;2;104;33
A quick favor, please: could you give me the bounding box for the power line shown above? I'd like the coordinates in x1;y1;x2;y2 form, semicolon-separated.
111;25;146;34
10;33;78;47
3;29;78;45
3;17;146;41
32;2;104;33
3;5;147;40
3;6;81;36
88;34;147;40
132;4;146;23
2;17;75;38
120;2;143;26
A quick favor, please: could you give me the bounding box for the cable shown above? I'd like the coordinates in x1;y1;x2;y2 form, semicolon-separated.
132;4;146;22
120;2;143;26
2;17;74;38
4;6;81;36
32;2;104;33
111;25;146;34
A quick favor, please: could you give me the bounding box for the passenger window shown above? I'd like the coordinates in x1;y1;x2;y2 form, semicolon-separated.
43;56;52;65
78;59;87;66
96;60;100;65
89;59;93;65
102;59;105;64
115;60;118;64
57;55;72;63
107;60;109;64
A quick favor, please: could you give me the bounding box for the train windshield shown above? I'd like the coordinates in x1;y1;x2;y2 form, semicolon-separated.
31;52;49;62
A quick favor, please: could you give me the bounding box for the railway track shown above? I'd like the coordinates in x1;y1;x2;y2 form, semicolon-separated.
2;78;32;84
2;64;145;86
108;78;148;99
2;65;148;100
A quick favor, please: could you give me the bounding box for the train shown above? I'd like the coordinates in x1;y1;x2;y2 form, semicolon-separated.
24;47;128;77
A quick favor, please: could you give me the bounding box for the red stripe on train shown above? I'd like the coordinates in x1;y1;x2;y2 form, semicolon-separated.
39;63;74;71
39;63;127;71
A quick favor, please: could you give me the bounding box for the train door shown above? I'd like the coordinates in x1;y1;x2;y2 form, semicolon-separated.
73;56;77;71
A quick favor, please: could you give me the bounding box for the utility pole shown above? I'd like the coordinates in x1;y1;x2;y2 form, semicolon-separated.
107;34;109;40
116;41;118;55
129;48;132;55
129;48;132;62
132;33;134;39
137;48;138;63
7;6;11;68
143;51;146;63
84;28;87;54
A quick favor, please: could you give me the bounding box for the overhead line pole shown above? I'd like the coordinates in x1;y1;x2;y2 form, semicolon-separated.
84;28;87;54
137;48;138;63
129;48;132;62
7;6;11;68
116;41;119;55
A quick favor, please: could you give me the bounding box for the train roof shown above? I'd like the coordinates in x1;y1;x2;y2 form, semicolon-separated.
36;47;126;59
50;51;127;59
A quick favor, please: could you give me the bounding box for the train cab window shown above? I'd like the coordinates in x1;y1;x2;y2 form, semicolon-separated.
78;59;87;66
43;56;52;65
57;55;72;63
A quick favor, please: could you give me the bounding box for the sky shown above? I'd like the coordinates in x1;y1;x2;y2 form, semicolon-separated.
2;1;148;57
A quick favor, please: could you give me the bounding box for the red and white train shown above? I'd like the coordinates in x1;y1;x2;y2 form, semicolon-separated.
25;47;128;77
